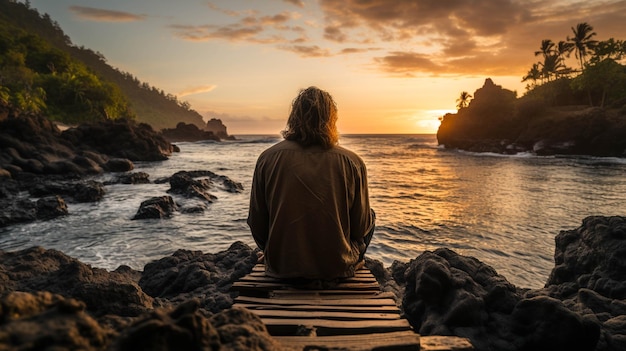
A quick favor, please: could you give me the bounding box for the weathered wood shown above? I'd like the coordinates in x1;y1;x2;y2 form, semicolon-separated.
262;317;412;336
232;280;381;291
235;295;399;307
233;264;474;350
243;309;402;321
236;303;400;313
420;336;474;351
275;331;420;351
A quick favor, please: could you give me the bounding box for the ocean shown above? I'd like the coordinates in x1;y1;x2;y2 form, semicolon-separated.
2;134;626;289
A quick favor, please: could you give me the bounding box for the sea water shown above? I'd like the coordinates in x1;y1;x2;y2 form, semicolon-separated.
2;134;626;289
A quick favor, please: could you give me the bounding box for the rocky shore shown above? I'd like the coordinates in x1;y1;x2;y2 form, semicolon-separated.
437;79;626;157
2;114;625;350
1;216;625;350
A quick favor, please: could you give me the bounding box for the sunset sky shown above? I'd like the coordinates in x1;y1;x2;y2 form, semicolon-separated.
27;0;626;135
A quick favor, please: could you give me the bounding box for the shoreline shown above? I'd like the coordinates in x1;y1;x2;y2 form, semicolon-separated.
1;215;625;350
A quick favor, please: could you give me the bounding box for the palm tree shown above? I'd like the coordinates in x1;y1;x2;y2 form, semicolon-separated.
456;91;472;110
522;63;542;87
568;22;598;71
535;39;555;58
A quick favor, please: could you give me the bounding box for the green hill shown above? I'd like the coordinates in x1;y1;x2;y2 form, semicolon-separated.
0;0;205;130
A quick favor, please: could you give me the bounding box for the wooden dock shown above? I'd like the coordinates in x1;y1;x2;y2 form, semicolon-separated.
232;264;473;350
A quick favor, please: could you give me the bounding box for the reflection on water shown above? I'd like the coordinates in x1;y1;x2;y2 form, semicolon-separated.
2;134;626;289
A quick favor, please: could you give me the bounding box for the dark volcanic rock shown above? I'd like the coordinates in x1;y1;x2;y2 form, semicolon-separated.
104;158;135;172
29;180;106;203
160;122;220;142
437;79;626;157
394;217;626;351
0;291;112;350
0;247;153;317
62;118;173;161
167;171;217;202
132;196;178;220
35;195;68;220
138;241;258;313
105;172;151;185
115;299;220;351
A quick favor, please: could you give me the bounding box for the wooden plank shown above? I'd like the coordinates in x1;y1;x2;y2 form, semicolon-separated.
245;309;402;321
262;317;412;336
268;290;386;298
241;273;378;284
235;303;400;313
420;336;474;351
234;295;399;307
232;281;381;291
275;331;420;351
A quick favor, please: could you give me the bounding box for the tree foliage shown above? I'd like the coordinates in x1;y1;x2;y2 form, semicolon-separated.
521;22;626;108
0;0;206;129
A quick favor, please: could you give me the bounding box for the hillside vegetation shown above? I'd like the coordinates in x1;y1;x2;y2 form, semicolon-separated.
0;0;205;130
438;23;626;157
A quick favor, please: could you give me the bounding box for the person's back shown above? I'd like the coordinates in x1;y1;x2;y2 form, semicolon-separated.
247;86;374;279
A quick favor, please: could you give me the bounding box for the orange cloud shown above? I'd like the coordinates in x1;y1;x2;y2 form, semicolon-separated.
178;85;217;97
69;6;145;22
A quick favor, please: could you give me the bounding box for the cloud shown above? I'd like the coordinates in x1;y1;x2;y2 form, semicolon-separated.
279;45;332;57
316;0;626;77
178;85;217;97
284;0;305;8
69;6;145;22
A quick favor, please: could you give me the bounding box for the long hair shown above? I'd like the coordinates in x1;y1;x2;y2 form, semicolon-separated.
281;86;339;149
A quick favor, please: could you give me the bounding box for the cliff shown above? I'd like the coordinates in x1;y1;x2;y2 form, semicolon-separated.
437;79;626;157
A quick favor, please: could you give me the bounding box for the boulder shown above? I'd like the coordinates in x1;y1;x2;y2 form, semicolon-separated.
132;196;178;220
29;180;105;203
61;119;173;161
0;291;112;350
0;246;153;317
167;171;217;202
160;122;220;142
35;195;68;220
138;241;258;313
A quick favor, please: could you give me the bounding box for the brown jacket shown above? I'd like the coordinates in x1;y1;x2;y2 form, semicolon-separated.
247;140;374;279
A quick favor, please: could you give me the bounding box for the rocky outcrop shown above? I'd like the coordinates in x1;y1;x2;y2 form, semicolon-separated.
132;196;178;220
393;216;626;351
0;242;270;350
0;114;176;228
138;242;258;313
130;170;244;218
161;122;220;143
2;217;626;350
437;79;626;157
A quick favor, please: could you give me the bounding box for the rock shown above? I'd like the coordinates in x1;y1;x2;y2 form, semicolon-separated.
62;119;173;161
160;122;221;142
547;216;626;299
0;291;111;350
167;171;217;202
209;307;280;350
35;195;68;220
0;246;153;317
436;79;626;157
510;295;600;351
0;198;37;228
104;172;151;185
105;158;135;172
138;242;258;313
132;196;178;220
114;299;220;351
29;180;105;203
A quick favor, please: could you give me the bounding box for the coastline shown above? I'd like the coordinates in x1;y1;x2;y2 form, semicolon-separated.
1;215;624;350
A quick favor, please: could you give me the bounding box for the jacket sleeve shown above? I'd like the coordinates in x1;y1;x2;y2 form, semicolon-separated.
247;160;269;250
349;160;374;242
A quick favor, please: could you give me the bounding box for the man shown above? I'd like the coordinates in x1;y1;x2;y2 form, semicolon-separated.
247;86;375;279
